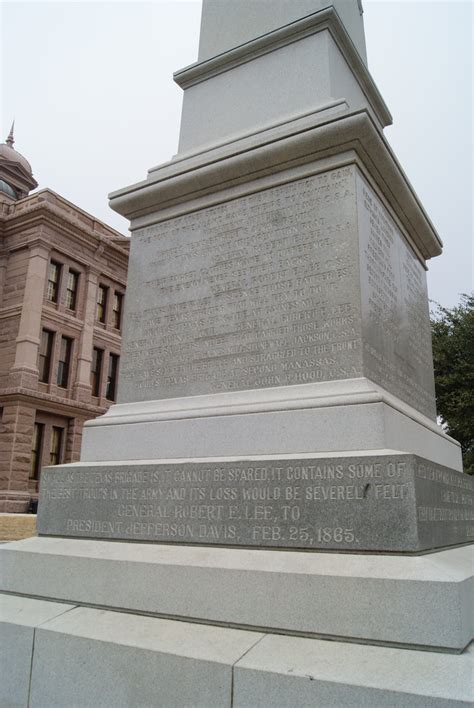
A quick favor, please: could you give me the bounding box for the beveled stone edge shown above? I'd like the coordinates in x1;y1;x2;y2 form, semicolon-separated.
108;111;442;260
232;635;474;700
157;99;349;170
1;592;469;656
0;592;75;628
43;449;414;467
7;602;470;705
172;6;392;128
98;378;379;424
3;537;473;581
85;377;454;451
1;542;472;651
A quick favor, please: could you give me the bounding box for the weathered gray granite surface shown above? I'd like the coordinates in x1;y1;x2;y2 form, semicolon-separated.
3;1;474;705
30;608;261;708
1;598;470;708
174;1;389;152
120;166;436;420
2;539;472;651
0;594;74;708
197;0;368;65
37;454;473;552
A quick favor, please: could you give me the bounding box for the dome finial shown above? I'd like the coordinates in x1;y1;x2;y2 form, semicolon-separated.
6;120;15;148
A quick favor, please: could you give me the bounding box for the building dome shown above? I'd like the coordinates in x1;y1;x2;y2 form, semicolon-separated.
0;141;33;176
0;122;37;197
0;179;16;198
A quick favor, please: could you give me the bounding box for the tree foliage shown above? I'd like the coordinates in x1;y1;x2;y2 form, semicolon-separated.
430;293;474;474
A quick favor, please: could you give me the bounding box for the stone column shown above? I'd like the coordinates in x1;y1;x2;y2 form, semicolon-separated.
0;253;7;306
65;416;87;463
11;241;50;389
0;402;35;512
73;268;99;403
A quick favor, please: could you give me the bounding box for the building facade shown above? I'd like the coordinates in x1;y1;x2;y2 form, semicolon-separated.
0;127;129;512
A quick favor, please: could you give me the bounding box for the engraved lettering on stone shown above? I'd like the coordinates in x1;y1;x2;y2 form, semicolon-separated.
120;167;362;401
357;173;436;418
38;457;474;551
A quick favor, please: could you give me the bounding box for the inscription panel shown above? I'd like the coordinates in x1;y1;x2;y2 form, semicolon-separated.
37;456;474;552
415;461;474;549
357;174;436;419
119;166;363;402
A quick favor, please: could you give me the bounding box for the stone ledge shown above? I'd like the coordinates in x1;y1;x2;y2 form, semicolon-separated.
1;597;472;707
234;634;474;707
88;377;446;431
30;607;261;708
1;538;472;651
109;112;441;261
0;594;74;708
80;406;462;471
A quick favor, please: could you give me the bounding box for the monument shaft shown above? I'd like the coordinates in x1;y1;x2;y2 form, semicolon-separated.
2;3;472;705
37;2;466;554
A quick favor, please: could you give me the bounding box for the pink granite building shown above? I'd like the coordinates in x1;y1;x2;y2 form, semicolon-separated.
0;126;129;512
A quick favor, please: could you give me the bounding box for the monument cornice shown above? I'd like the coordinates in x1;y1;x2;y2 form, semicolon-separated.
109;110;442;260
173;6;391;129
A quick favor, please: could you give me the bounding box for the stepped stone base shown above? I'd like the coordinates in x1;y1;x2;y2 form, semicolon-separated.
1;588;473;707
81;381;462;471
2;538;473;651
1;538;473;706
37;450;473;553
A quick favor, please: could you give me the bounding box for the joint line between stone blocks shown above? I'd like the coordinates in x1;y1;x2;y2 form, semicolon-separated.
27;628;35;708
25;603;79;707
231;633;268;707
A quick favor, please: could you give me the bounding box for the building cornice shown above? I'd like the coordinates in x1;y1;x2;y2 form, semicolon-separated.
0;387;109;417
0;304;22;320
2;206;128;279
1;189;129;259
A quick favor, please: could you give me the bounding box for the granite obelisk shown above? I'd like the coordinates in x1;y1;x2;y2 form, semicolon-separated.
1;2;472;705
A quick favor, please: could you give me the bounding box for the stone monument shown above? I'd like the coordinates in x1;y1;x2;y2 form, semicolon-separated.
1;2;472;705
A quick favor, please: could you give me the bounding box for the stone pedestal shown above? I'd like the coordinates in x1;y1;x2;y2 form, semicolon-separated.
1;539;473;706
0;2;472;705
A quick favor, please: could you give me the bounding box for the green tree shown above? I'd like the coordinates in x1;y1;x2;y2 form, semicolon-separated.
430;293;474;474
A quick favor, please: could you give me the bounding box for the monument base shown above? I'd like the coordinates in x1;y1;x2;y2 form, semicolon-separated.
1;539;473;706
36;449;473;553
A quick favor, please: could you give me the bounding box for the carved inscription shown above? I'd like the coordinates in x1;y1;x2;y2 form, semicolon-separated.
119;167;362;401
37;456;474;552
357;174;436;419
415;460;474;547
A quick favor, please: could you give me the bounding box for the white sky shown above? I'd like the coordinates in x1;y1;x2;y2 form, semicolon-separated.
1;0;472;308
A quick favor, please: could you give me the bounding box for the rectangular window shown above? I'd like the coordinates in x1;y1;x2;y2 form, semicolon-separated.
91;347;103;397
47;261;61;303
97;285;108;323
106;353;119;401
30;422;44;479
65;270;79;311
57;336;73;388
112;292;123;329
38;329;54;383
49;426;63;465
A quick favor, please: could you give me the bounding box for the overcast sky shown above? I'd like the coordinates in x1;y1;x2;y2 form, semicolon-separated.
1;0;472;308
